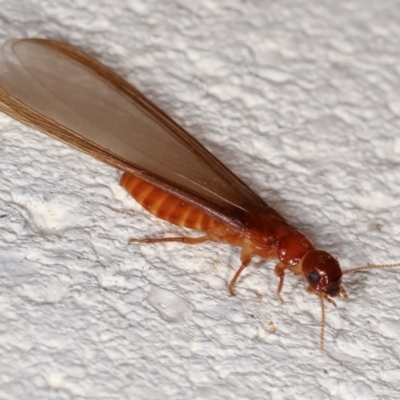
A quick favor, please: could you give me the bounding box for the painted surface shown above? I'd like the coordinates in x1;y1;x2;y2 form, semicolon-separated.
0;1;400;399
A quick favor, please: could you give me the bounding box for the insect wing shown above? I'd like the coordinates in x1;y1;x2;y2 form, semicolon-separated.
0;39;272;229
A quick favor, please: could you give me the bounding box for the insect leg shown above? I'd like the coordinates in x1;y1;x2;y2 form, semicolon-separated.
228;260;252;296
274;261;287;304
228;244;254;296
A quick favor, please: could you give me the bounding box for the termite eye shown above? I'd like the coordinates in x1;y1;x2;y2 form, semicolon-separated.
308;271;320;284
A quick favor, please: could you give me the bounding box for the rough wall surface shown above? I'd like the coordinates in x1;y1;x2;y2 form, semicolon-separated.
1;1;400;399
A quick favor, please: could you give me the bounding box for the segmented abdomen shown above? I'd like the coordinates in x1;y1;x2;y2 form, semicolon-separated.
120;172;220;230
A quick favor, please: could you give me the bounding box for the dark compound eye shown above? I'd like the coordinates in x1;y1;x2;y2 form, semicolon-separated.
308;271;320;284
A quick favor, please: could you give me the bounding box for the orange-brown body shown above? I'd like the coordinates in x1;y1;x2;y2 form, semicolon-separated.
120;172;344;300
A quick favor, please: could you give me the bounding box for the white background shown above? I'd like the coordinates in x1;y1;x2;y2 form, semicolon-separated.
1;1;400;399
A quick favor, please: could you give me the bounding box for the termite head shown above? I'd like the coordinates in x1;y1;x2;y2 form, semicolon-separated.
277;231;345;298
301;250;342;298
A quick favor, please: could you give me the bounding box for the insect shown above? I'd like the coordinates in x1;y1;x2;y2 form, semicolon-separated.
0;38;398;350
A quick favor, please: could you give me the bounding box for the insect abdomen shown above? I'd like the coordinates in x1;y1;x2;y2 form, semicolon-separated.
120;172;219;230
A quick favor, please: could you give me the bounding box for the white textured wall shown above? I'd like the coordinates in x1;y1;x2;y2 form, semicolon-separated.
1;1;400;399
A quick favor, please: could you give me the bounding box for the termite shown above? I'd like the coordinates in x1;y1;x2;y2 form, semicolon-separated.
0;38;398;350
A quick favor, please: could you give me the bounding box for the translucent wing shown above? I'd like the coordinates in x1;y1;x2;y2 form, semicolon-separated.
0;39;277;230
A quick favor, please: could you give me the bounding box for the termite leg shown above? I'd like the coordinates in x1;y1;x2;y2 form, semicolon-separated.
228;245;254;296
129;235;210;245
228;259;252;296
274;261;287;304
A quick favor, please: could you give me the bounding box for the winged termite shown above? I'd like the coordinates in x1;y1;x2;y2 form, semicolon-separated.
0;38;399;351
